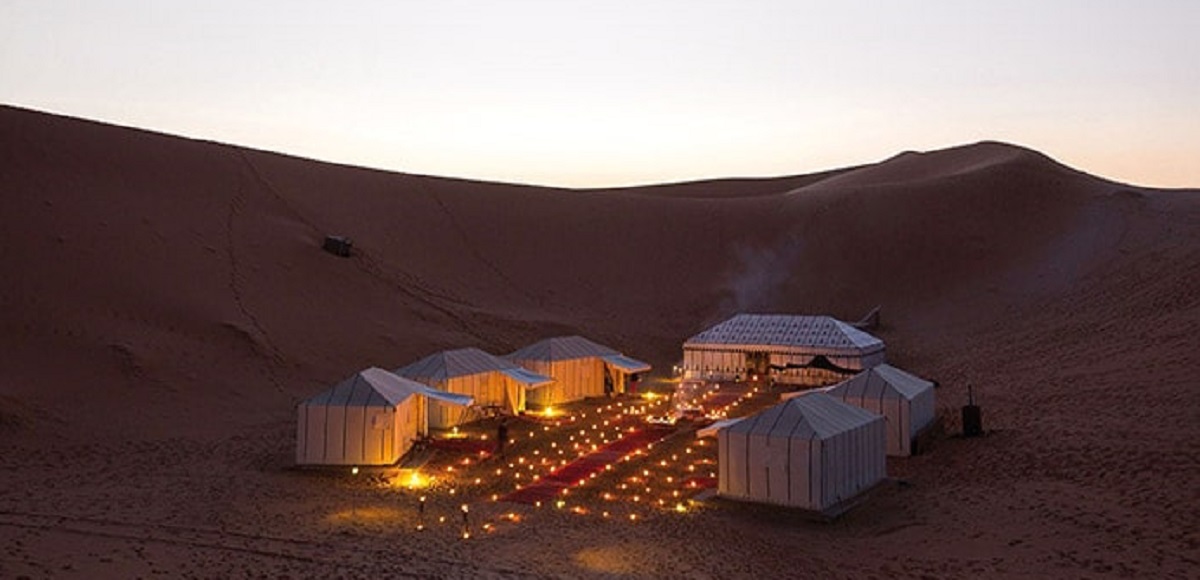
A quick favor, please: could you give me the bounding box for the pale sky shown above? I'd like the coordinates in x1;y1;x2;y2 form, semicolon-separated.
2;1;1198;188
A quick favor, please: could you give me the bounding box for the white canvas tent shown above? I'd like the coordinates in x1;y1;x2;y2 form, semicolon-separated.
717;393;886;512
295;367;473;467
825;364;936;457
683;314;886;386
395;347;554;429
506;336;651;407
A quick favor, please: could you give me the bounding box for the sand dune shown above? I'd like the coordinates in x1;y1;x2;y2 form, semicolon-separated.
1;105;1198;578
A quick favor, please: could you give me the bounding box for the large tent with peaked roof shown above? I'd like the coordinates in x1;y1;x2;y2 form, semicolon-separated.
295;367;472;466
718;393;886;512
825;364;936;457
683;314;886;386
506;336;651;407
395;347;554;429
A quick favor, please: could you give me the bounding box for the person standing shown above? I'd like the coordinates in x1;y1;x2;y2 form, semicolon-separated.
496;418;509;459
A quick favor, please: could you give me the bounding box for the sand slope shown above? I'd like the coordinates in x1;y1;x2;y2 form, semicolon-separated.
1;105;1198;577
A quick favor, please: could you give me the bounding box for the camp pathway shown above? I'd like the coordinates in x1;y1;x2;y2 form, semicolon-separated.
699;382;754;414
501;426;676;504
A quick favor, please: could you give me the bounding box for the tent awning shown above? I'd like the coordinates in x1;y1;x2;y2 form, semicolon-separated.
601;354;651;374
697;417;744;438
501;367;555;389
418;385;473;407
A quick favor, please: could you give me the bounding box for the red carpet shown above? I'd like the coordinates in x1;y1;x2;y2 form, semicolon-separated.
502;426;675;504
698;383;752;413
681;476;718;491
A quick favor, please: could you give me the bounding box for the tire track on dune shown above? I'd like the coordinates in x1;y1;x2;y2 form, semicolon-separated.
236;152;489;343
416;178;538;305
224;176;287;394
0;510;542;578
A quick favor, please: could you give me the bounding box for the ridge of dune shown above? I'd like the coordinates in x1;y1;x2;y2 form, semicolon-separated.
791;140;1087;192
2;104;1199;578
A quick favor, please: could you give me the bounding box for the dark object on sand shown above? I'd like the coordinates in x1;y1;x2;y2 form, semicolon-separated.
962;383;983;437
322;235;353;257
496;420;509;458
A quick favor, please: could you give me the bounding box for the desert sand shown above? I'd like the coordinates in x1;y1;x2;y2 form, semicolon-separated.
1;104;1198;578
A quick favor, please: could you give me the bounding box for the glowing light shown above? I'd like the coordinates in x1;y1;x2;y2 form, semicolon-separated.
404;470;432;489
351;467;359;475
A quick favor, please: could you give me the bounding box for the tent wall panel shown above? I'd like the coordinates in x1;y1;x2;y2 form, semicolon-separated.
304;405;326;463
717;396;885;512
718;429;730;496
812;438;825;509
787;436;808;507
324;406;347;464
731;430;750;498
297;368;466;467
298;399;421;466
520;357;608;407
747;432;770;499
720;430;751;499
767;436;789;504
343;405;366;464
364;407;392;464
296;404;309;465
828;365;937;457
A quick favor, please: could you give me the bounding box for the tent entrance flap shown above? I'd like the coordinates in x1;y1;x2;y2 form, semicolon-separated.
600;354;651;374
500;367;554;389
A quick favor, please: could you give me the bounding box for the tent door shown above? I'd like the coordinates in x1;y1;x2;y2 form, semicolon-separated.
745;352;770;377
